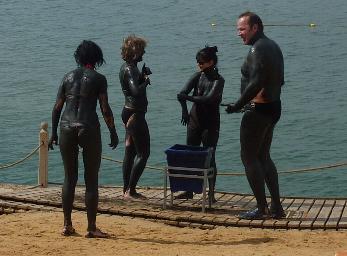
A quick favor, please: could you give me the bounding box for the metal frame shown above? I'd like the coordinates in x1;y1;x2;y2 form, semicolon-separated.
163;166;214;212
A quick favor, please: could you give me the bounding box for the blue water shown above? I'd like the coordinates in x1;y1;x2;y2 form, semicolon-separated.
1;0;346;197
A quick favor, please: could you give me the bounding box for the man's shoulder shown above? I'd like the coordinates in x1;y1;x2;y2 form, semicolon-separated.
254;36;279;49
253;37;269;50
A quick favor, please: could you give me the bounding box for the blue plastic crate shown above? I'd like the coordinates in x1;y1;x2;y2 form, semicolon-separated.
165;144;212;193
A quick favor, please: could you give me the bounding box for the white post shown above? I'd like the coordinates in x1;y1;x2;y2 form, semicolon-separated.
38;122;48;187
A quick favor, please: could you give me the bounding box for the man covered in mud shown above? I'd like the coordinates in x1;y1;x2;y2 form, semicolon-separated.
225;12;285;220
48;40;119;238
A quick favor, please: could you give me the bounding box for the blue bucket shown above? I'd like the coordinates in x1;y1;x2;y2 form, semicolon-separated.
165;144;212;193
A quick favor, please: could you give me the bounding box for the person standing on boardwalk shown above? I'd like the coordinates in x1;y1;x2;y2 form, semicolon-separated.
224;12;285;220
48;40;119;238
119;35;151;200
177;46;225;202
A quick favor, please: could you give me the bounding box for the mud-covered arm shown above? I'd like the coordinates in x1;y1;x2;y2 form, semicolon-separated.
182;78;224;104
48;79;66;150
125;66;150;97
226;48;265;113
98;76;119;149
177;72;200;125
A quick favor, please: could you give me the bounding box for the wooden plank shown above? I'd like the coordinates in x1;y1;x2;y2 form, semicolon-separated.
3;184;347;231
326;200;345;229
143;189;164;201
337;200;347;229
212;193;236;208
233;195;255;210
287;198;313;229
237;197;257;227
271;198;295;228
312;199;334;229
224;194;247;209
300;199;324;229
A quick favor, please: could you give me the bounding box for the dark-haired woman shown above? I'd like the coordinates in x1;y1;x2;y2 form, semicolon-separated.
48;40;119;238
177;46;224;202
119;35;151;200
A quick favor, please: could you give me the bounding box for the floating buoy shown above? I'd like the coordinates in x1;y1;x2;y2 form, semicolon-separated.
309;23;316;27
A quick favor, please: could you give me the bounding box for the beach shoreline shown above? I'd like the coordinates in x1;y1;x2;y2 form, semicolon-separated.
1;209;347;256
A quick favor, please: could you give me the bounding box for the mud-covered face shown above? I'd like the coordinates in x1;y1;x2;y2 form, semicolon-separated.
135;49;145;62
237;16;258;45
197;59;214;72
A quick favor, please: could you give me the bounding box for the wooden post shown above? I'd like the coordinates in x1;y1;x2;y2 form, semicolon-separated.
38;122;48;187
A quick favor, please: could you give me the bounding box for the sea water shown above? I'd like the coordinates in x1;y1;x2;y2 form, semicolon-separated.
0;0;346;197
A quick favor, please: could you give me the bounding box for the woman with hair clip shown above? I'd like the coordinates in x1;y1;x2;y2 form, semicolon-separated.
119;35;151;200
177;46;225;202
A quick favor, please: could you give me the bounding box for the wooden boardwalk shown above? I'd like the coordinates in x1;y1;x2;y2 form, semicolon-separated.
1;183;347;230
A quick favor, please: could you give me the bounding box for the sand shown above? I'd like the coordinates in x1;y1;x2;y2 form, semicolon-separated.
1;210;347;256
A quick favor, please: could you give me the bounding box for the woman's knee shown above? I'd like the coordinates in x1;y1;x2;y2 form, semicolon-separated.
241;148;257;165
138;150;150;160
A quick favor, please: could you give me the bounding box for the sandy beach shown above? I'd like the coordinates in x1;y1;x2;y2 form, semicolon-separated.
0;210;347;256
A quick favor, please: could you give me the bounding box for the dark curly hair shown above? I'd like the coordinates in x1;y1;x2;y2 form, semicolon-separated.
121;35;147;62
196;45;219;65
74;40;105;67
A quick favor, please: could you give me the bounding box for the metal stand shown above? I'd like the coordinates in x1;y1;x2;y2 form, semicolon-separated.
163;166;214;212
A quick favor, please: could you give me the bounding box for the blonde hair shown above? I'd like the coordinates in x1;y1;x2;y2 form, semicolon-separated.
121;35;147;62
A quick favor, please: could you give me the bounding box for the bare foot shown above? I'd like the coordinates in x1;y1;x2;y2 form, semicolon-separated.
123;191;147;201
85;228;110;238
174;191;194;199
61;225;76;236
132;192;147;200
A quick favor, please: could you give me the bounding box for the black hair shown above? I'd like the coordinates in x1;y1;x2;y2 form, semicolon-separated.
74;40;105;67
239;11;264;32
196;45;218;65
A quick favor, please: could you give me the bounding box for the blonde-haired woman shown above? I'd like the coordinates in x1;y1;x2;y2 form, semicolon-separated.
119;35;151;200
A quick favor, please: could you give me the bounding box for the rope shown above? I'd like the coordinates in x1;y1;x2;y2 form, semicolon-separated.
210;22;319;28
101;155;164;171
3;145;343;174
0;143;42;170
101;155;347;176
219;161;347;176
264;23;317;27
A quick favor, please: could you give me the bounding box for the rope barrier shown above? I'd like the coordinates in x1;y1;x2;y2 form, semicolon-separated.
264;23;317;27
0;143;42;170
1;144;346;176
218;161;347;176
101;155;164;171
210;22;319;28
101;155;347;176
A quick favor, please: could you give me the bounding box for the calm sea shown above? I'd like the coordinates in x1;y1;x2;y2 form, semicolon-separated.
1;0;346;197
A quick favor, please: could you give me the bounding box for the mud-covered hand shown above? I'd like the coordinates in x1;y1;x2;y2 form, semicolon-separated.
48;133;58;150
177;93;189;101
181;109;189;126
144;76;151;86
109;129;119;149
225;103;237;114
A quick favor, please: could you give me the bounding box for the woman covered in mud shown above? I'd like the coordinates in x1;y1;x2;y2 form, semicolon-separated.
119;35;151;200
177;46;225;202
